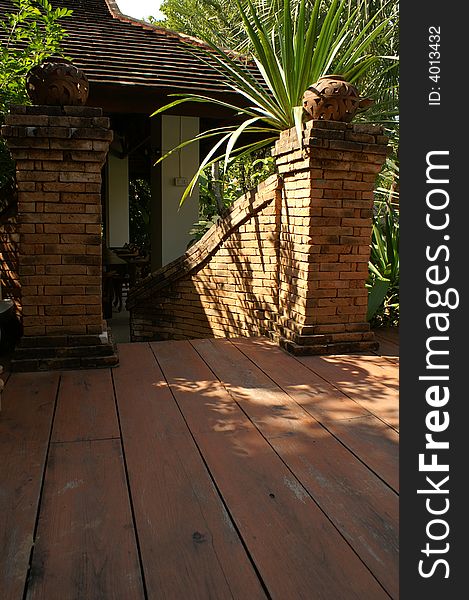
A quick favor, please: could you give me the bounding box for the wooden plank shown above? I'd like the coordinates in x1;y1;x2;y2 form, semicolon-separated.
376;339;399;357
233;337;398;490
0;372;59;600
322;354;399;390
193;338;399;599
326;415;399;491
375;327;399;345
298;354;399;431
52;369;119;443
374;329;399;357
0;372;59;445
25;439;145;600
113;342;266;600
236;339;373;421
152;340;388;600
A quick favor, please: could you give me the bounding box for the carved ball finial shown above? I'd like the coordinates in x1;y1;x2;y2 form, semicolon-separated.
26;58;89;106
303;75;374;123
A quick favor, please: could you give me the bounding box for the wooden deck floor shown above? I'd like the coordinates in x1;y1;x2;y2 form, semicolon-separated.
0;330;399;600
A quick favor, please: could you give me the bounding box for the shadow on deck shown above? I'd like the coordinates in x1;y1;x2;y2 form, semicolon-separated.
0;331;399;600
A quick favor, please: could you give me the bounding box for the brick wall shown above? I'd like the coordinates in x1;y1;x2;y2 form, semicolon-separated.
1;105;112;338
273;120;388;353
128;120;388;354
1;111;388;358
0;211;20;312
127;175;282;340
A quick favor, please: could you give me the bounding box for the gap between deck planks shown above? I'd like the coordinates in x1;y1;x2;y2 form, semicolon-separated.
233;337;399;492
1;335;399;600
25;439;145;600
151;340;391;600
52;369;120;443
113;342;267;600
0;372;59;600
297;354;399;432
190;337;398;599
25;368;145;600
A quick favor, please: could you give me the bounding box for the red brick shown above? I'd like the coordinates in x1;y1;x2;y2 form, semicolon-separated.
44;244;87;255
60;213;101;224
59;172;101;183
50;139;93;150
46;325;87;334
22;295;62;305
23;326;46;336
42;182;86;192
44;285;86;295
45;265;87;275
44;203;86;213
60;193;100;204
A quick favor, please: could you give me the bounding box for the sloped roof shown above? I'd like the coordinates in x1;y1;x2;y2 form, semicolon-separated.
0;0;240;99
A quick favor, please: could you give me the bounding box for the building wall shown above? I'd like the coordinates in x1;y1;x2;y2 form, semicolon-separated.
106;153;129;248
105;115;199;265
160;115;199;266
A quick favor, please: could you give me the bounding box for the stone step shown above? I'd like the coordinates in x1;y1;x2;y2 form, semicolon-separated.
267;320;375;347
11;353;119;372
18;333;110;348
10;329;119;372
277;335;379;356
13;343;117;360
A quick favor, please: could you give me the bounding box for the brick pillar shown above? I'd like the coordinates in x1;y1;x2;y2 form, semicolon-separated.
1;105;118;370
272;120;389;354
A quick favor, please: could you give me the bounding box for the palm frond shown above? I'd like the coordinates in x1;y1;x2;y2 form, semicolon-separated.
154;0;399;204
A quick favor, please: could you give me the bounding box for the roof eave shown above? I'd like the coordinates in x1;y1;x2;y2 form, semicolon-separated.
104;0;217;51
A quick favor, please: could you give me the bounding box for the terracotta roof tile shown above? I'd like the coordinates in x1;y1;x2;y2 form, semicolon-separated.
0;0;241;96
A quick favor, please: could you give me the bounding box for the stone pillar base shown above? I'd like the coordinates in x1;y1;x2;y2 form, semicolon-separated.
267;319;377;355
10;324;118;372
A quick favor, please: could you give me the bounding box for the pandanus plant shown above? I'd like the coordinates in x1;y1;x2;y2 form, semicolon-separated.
152;0;398;204
366;200;400;324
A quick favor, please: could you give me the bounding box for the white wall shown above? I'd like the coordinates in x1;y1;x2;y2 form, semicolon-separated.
106;153;129;248
160;115;199;266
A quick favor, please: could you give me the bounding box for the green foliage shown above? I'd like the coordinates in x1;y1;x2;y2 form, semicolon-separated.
0;137;15;192
376;127;399;202
0;0;72;113
157;0;300;51
368;121;399;326
0;0;72;194
189;151;275;243
157;0;400;325
153;0;398;205
224;153;275;201
129;178;151;253
366;200;399;326
156;0;246;49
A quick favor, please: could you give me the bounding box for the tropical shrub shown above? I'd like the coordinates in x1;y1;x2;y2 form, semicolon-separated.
0;0;72;195
153;0;398;204
157;0;400;324
189;150;275;243
0;0;72;114
366;200;399;326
